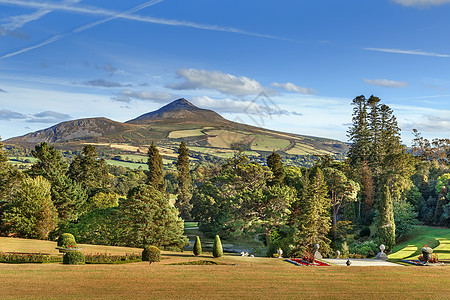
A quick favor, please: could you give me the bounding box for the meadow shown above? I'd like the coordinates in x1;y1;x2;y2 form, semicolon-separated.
1;229;449;299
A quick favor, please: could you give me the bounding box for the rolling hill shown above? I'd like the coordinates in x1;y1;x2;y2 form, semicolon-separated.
4;98;348;164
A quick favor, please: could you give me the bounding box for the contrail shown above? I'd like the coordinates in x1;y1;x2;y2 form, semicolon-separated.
0;0;292;41
1;0;164;59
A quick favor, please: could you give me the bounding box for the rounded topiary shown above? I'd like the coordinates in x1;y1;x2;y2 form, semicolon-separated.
57;233;77;248
142;246;161;263
193;236;202;256
212;235;223;258
63;250;85;265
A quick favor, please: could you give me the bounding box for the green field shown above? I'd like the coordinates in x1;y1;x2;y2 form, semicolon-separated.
168;129;205;139
250;134;291;151
390;226;450;261
1;232;449;299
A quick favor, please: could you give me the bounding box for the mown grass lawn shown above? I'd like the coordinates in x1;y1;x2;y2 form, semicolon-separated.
390;226;450;261
1;235;449;299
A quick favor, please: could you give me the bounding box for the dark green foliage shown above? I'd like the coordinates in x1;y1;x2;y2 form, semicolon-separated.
376;186;396;251
146;142;166;193
29;142;67;177
120;184;188;250
170;260;223;265
175;141;192;219
84;253;141;264
142;245;161;263
267;151;285;186
347;95;371;168
193;236;202;256
63;250;85;265
393;199;418;240
291;167;331;256
68;145;110;196
57;233;77;248
212;235;223;258
60;207;121;246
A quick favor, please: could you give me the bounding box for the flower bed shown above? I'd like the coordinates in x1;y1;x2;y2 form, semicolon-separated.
0;252;61;264
285;258;331;266
84;253;141;264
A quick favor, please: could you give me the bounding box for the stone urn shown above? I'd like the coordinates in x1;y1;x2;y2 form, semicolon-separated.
421;246;433;263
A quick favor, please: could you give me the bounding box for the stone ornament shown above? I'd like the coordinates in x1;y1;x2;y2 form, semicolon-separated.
376;244;388;261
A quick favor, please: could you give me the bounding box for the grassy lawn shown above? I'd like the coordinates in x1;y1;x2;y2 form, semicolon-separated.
0;236;449;299
250;134;290;151
390;226;450;261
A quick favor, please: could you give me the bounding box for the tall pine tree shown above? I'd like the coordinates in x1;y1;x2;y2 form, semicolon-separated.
267;150;285;186
292;167;331;255
146;142;166;193
175;141;192;219
376;185;396;251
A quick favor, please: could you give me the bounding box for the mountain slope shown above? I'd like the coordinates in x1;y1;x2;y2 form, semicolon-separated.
4;98;348;162
126;98;228;125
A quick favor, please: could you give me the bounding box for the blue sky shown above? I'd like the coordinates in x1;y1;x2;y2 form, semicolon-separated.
1;0;450;145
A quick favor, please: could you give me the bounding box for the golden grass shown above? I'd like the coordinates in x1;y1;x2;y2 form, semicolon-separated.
168;129;205;139
0;252;449;299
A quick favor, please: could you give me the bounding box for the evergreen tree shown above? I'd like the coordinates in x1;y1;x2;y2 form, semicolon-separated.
376;185;396;251
29;142;67;177
68;145;110;195
367;95;381;175
175;141;192;219
146;142;165;193
323;167;359;241
347;95;371;168
120;184;188;250
193;235;202;256
292;167;331;255
0;139;23;203
29;143;87;222
267;150;285;186
212;235;223;258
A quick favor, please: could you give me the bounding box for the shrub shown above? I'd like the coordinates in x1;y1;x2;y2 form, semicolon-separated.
63;251;85;265
348;240;378;257
142;246;161;263
193;236;202;256
341;242;349;258
57;233;77;248
359;227;371;238
84;253;141;264
212;235;223;258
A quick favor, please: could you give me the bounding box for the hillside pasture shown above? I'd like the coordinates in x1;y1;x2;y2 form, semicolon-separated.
168;129;205;139
250;134;291;151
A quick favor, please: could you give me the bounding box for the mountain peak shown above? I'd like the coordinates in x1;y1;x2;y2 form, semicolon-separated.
126;98;227;125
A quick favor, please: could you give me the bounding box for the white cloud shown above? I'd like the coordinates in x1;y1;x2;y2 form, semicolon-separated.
271;82;317;94
365;47;450;58
113;89;175;102
168;69;271;96
402;115;450;132
364;78;410;88
392;0;450;7
190;96;302;116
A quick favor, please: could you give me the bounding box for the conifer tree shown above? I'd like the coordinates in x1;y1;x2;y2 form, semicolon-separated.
347;95;371;168
68;145;110;195
146;142;166;193
267;150;285;186
376;185;396;251
29;143;87;222
292;167;331;255
212;235;223;258
193;235;202;256
0;139;23;203
120;184;188;249
175;141;192;219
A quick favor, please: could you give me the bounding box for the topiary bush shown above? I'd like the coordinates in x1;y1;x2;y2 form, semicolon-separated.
57;233;77;248
193;236;202;256
142;245;161;263
212;235;223;258
63;250;85;265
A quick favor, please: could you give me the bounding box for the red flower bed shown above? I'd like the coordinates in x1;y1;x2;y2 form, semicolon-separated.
286;258;331;266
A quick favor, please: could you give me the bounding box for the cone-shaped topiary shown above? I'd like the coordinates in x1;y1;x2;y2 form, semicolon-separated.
212;235;223;258
193;236;202;256
63;250;85;265
142;245;161;263
57;233;77;249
